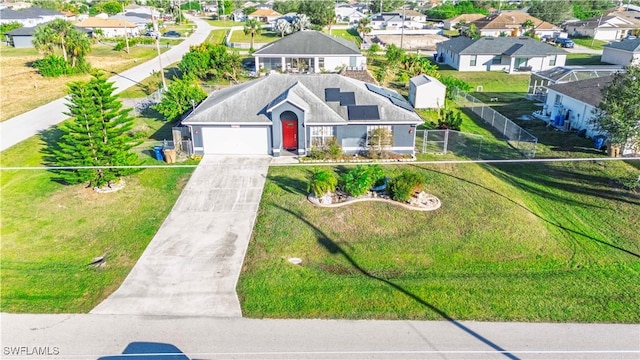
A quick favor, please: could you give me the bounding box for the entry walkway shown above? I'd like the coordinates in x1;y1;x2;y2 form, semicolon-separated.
91;156;271;317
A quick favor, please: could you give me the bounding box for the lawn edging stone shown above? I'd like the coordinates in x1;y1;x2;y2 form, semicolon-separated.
307;191;441;211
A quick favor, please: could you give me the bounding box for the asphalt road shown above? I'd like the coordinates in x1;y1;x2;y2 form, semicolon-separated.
2;314;638;359
0;15;212;152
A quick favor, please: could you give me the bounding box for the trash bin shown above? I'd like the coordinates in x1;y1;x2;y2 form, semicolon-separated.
594;135;606;150
153;146;164;161
163;148;176;164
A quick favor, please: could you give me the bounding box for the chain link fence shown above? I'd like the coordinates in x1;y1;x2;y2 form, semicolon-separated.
416;129;484;158
131;89;163;116
451;88;538;158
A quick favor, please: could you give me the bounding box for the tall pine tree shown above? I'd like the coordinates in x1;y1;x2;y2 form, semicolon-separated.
52;71;142;188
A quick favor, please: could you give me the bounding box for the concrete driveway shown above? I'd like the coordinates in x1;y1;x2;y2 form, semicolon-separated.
91;155;271;317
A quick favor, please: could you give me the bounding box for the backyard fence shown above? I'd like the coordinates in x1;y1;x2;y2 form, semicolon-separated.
415;129;484;158
131;88;163;116
451;88;538;158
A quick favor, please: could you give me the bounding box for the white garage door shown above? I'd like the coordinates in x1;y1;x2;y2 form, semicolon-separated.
202;126;269;155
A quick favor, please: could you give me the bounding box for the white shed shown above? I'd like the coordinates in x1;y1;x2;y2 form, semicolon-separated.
408;75;446;109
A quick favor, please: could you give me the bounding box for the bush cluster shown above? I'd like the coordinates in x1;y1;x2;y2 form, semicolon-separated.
389;171;426;202
342;165;384;197
33;55;89;77
307;138;342;160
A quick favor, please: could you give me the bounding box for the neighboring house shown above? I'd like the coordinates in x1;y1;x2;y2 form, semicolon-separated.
231;9;246;22
528;65;624;97
109;14;151;32
567;12;640;40
443;13;485;30
408;75;446;109
247;8;282;23
601;38;640;66
75;17;139;38
4;24;91;47
393;8;427;22
436;36;567;73
541;75;638;155
370;12;406;29
0;6;65;26
252;30;366;73
335;5;365;24
181;73;422;157
471;12;562;38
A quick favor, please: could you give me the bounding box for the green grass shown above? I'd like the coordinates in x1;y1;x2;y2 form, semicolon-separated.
238;159;640;322
205;19;242;27
328;28;361;47
571;37;608;50
229;30;279;44
206;29;228;45
0;117;195;313
118;64;180;98
566;54;608;66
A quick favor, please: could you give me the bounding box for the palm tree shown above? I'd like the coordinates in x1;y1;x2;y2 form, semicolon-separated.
522;19;535;37
33;25;57;55
243;19;262;50
48;19;75;62
357;17;372;36
65;29;92;68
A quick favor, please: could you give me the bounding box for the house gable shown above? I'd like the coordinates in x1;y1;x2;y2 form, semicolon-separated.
253;30;361;56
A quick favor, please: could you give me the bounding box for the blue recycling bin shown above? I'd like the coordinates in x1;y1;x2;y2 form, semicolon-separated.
153;146;164;161
594;135;606;150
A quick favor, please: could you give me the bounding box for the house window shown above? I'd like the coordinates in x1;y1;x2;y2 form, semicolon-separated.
554;94;563;105
492;55;501;65
515;57;528;68
469;55;477;66
549;55;557;66
318;57;324;70
367;126;393;152
310;126;334;147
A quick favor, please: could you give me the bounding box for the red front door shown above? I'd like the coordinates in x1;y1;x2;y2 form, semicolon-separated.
282;120;298;150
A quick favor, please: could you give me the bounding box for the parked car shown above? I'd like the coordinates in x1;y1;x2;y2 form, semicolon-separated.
144;31;160;37
555;38;575;48
163;31;181;38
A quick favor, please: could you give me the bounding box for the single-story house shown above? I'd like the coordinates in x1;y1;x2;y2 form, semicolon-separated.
393;8;427;23
0;6;65;26
436;36;567;73
231;9;246;22
408;75;446;109
601;38;640;66
543;75;614;136
471;12;562;38
247;9;282;23
75;17;139;38
567;13;640;40
181;73;422;156
335;5;366;24
370;12;406;30
4;24;91;48
252;30;366;73
109;14;151;31
443;13;485;30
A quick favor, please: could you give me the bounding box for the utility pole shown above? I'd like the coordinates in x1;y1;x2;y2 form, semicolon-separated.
400;0;405;49
122;2;129;53
152;8;167;90
591;13;603;47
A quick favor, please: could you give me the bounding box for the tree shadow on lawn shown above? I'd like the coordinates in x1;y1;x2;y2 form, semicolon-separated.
274;204;520;360
38;127;71;185
269;174;307;196
412;165;640;259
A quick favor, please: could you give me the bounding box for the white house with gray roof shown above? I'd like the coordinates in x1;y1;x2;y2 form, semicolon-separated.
252;30;366;73
436;36;567;73
601;38;640;66
181;74;422;156
0;6;64;26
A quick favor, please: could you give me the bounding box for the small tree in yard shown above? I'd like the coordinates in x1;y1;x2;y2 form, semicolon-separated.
591;66;640;156
51;72;142;188
307;168;338;198
367;127;393;159
153;75;207;122
243;18;262;51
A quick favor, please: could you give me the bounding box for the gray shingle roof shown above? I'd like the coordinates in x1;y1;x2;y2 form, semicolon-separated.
438;36;567;56
603;38;640;52
546;75;615;107
6;24;91;36
182;74;422;125
253;30;361;56
0;7;63;19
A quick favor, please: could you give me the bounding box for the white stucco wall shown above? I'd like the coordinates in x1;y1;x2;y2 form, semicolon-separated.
409;80;446;109
544;89;602;137
444;53;566;72
601;47;639;66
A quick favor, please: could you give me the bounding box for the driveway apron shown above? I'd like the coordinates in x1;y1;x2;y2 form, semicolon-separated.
91;155;271;317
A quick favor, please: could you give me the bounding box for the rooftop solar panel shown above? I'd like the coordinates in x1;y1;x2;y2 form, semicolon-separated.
389;97;414;112
347;105;380;120
339;92;356;106
325;88;341;101
365;83;414;112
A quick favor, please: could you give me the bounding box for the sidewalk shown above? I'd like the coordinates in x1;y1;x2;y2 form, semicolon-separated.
0;15;212;152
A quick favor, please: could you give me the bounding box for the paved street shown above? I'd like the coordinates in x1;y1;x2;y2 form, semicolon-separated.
91;156;271;317
0;15;212;152
2;314;638;359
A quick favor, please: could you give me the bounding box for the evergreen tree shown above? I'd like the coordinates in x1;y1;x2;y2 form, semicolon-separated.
51;72;142;188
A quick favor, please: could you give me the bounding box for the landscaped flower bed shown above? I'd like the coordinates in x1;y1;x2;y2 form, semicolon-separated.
307;189;441;211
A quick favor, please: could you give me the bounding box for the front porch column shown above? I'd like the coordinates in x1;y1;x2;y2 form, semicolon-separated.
254;56;259;73
314;56;319;73
281;57;286;72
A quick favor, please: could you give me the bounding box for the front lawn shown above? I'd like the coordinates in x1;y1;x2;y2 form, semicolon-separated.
229;30;279;44
0;116;195;313
571;37;608;50
329;28;362;47
566;54;608;66
238;159;640;322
